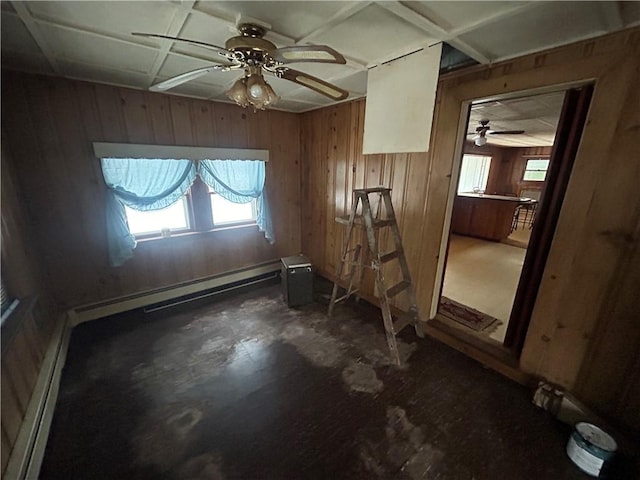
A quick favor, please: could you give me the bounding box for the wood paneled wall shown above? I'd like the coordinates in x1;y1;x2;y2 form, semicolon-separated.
301;28;640;431
1;72;301;308
300;100;431;312
1;142;58;474
492;146;552;195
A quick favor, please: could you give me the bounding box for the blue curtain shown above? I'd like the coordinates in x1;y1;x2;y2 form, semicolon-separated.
199;159;274;244
101;158;196;266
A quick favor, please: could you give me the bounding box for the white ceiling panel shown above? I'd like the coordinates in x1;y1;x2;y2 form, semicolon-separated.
176;10;238;51
58;59;149;88
1;50;54;75
312;4;437;65
620;1;640;26
36;22;158;75
1;12;41;55
194;1;355;40
403;1;528;33
272;98;324;113
1;1;636;113
25;1;179;41
460;2;610;61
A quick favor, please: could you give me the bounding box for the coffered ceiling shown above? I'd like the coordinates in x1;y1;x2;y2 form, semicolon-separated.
2;1;639;113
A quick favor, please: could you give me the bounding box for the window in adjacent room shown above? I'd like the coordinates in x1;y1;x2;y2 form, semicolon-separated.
457;154;492;194
523;158;550;181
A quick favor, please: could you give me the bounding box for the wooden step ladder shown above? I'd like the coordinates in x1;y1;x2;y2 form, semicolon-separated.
328;187;423;365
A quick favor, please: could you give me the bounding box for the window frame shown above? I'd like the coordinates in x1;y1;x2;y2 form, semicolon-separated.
457;154;492;194
522;157;550;182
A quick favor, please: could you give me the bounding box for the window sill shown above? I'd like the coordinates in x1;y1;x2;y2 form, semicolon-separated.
135;223;259;244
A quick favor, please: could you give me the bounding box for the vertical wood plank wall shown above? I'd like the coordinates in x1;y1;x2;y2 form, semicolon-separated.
1;72;301;309
300;29;640;431
1;143;58;475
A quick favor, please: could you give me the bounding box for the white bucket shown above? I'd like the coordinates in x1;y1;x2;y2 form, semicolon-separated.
566;422;617;477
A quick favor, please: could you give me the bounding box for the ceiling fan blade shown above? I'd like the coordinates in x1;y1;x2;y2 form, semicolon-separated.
132;32;233;58
149;66;228;92
271;45;346;64
277;68;348;100
488;130;525;135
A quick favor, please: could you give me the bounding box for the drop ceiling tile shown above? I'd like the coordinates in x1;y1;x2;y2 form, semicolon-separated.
36;22;158;75
311;4;436;65
333;70;368;95
58;59;149;88
403;1;528;33
459;2;610;61
157;54;236;88
620;1;640;26
273;98;322;113
175;11;240;54
1;51;54;75
1;2;15;12
26;1;179;41
1;12;42;55
194;1;356;40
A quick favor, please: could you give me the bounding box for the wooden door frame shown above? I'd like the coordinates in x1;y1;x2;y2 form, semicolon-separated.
430;82;592;357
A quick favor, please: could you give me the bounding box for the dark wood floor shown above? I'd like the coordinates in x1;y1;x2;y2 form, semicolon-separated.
41;280;598;479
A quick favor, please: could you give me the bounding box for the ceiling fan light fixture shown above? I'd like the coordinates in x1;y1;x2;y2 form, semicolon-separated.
226;77;250;108
474;135;487;146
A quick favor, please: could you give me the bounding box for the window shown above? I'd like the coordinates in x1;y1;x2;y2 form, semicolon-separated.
458;154;491;194
209;186;257;226
125;198;190;236
97;143;273;266
523;158;550;181
124;182;259;237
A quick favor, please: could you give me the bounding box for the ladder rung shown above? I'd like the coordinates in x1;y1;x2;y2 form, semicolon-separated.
379;250;400;263
386;281;410;298
354;187;391;194
335;215;395;229
373;219;394;229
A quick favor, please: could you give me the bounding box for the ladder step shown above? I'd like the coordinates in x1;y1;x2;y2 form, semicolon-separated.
386;281;410;298
335;216;395;229
354;187;391;194
392;311;416;334
379;250;400;263
335;290;359;303
373;219;394;229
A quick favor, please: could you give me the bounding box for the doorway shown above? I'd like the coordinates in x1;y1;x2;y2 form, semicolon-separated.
436;86;593;353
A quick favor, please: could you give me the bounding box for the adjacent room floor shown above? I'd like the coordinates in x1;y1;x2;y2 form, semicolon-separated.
442;235;527;343
41;281;590;480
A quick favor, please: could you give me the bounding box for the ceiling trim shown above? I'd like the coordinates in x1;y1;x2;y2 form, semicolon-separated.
376;1;491;64
9;2;62;75
145;1;195;88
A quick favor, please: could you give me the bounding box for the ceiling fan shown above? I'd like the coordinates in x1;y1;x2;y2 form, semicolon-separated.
469;119;525;146
133;23;349;111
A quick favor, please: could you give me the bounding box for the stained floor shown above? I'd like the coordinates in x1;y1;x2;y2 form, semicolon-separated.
42;280;597;479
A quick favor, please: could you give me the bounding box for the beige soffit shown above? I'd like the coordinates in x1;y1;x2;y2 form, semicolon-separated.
92;142;269;162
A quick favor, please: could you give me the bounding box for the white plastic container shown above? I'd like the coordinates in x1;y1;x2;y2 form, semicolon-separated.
566;422;617;477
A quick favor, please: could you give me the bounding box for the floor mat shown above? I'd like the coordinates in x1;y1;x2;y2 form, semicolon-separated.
439;296;503;334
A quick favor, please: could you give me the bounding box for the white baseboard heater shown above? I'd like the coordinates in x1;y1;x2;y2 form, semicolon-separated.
72;261;281;325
